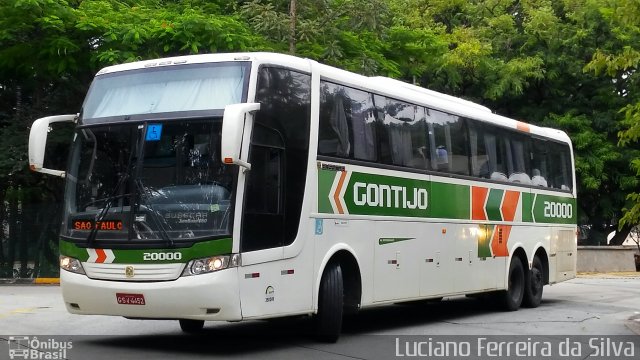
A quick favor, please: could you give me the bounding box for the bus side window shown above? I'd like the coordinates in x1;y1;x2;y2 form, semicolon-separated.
347;90;377;161
530;138;549;187
319;83;350;158
319;82;378;162
469;122;490;178
506;133;531;184
380;98;417;167
427;109;469;175
482;129;508;182
547;142;573;191
412;107;429;170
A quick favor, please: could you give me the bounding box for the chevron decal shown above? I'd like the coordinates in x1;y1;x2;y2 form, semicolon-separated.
471;186;523;258
471;186;521;222
328;170;350;215
87;248;116;263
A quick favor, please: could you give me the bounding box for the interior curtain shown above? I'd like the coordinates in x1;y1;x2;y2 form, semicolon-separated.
88;66;245;118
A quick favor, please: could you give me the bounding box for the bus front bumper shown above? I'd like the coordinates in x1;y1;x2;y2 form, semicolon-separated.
60;268;242;321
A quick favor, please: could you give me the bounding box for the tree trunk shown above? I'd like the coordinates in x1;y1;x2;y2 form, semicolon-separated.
15;85;22;120
7;193;18;277
608;225;632;245
19;202;30;278
289;0;296;54
0;188;6;276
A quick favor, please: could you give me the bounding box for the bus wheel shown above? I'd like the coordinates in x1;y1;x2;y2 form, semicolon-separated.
179;319;204;333
523;256;544;308
500;257;525;311
315;262;344;343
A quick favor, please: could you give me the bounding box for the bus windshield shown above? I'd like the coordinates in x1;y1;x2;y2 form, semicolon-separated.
82;62;249;121
62;120;235;243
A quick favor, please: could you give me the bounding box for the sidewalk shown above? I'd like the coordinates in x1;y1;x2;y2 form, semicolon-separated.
0;278;59;285
577;271;640;279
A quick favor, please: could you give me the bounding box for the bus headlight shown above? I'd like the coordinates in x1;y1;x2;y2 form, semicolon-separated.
60;255;85;275
182;254;240;276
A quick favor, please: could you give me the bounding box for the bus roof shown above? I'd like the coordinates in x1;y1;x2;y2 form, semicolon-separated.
95;52;571;144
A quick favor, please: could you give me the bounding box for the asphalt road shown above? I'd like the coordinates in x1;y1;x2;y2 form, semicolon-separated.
1;275;639;359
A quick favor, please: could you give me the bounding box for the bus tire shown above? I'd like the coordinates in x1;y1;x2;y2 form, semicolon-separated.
523;256;544;308
315;262;344;343
499;257;525;311
179;319;204;333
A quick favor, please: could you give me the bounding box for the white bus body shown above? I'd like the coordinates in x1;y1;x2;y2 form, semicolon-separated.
29;53;576;342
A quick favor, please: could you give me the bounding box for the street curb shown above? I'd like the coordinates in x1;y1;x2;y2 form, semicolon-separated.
34;278;60;284
577;272;640;279
0;278;60;285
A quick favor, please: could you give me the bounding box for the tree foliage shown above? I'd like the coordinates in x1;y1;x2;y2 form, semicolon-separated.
582;0;640;233
1;0;639;276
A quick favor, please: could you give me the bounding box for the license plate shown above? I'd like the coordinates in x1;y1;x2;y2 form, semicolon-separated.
116;293;146;305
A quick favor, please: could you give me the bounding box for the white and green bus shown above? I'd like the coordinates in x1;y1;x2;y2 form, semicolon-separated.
29;52;576;342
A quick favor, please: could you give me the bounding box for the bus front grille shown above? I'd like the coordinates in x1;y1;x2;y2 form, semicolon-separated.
82;263;185;281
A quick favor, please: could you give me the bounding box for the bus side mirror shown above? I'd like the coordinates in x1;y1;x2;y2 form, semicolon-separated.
29;114;77;177
221;103;260;171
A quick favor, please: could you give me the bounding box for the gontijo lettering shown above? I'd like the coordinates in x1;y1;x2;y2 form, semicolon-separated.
353;182;428;210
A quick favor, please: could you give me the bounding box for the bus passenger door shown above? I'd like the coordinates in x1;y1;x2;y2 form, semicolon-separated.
238;136;286;318
238;66;312;318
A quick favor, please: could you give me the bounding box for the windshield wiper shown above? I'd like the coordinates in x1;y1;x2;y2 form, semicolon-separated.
87;129;137;246
134;179;174;247
128;122;175;247
86;173;129;246
81;193;132;210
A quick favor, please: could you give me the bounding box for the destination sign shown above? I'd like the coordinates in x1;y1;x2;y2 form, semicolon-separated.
73;220;123;231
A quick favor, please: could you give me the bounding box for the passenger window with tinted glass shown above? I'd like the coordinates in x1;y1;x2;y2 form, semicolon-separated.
427;109;469;175
242;125;285;252
547;142;572;191
480;128;509;182
379;99;419;167
245;145;282;214
505;133;531;184
411;107;429;170
530;138;549;187
319;82;377;161
469;123;490;178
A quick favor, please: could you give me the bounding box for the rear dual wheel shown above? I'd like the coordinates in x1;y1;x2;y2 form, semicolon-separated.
523;256;544;308
500;257;525;311
499;255;544;311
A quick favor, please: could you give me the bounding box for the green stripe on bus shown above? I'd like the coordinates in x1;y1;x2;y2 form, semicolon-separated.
429;182;470;219
522;192;534;222
318;168;335;214
60;240;90;261
60;237;233;263
316;166;576;225
532;195;577;224
379;237;415;245
477;225;493;258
